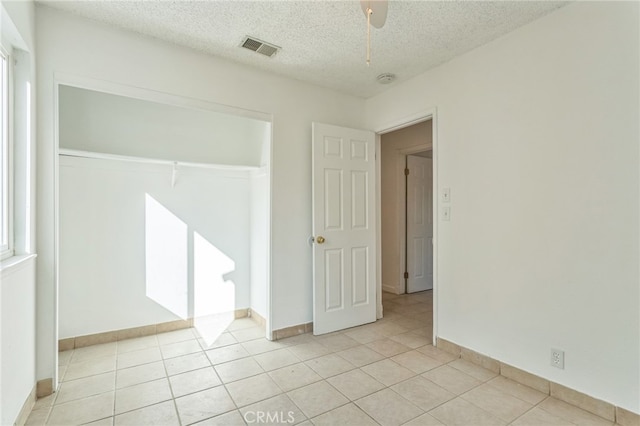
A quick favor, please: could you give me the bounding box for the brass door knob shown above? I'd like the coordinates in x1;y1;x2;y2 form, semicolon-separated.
316;236;325;244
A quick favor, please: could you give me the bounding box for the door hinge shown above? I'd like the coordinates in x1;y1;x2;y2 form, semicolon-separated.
404;271;409;279
404;168;409;176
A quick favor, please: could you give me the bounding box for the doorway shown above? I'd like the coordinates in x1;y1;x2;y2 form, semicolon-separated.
379;119;434;339
380;120;433;295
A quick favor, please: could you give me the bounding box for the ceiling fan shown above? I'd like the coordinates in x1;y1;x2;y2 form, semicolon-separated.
360;0;388;65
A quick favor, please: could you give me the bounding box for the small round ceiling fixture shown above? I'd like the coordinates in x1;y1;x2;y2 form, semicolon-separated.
377;73;396;84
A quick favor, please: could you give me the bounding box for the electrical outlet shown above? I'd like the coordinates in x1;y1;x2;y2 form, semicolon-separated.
550;348;565;369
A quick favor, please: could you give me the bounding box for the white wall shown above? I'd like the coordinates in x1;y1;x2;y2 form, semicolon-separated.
380;121;432;294
36;5;365;385
0;0;37;424
1;258;36;425
59;85;270;167
250;167;270;322
367;2;639;413
59;156;252;338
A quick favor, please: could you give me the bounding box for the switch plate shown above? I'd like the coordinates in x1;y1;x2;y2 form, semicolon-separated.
442;188;451;203
442;206;451;221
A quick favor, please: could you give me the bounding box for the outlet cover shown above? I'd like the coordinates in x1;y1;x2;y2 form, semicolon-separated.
550;348;565;369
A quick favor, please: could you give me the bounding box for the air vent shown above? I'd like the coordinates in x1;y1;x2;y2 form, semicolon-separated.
241;36;280;58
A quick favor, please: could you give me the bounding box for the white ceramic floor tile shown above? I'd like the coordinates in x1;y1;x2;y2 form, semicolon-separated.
390;375;455;411
337;345;385;367
317;334;359;352
361;359;416;386
238;394;306;425
25;407;51;426
327;369;385;400
422;365;482;395
64;356;117;382
344;327;385;345
175;386;236;425
47;392;115;426
415;345;458;363
269;363;323;392
114;400;179;426
304;353;355;378
448;358;498;382
366;338;412;357
355;388;423;426
511;406;572;425
160;339;203;360
287;381;349;418
58;350;73;366
116;347;162;370
254;348;300;371
242;338;287;355
114;378;172;414
389;333;432;349
537;397;613;426
56;372;116;404
169;366;222;397
116;361;166;389
461;383;533;422
116;336;158;354
311;403;378;426
391;350;443;374
71;343;117;364
205;344;250;365
31;292;599;426
287;342;331;361
215;357;263;383
197;332;237;351
156;329;196;346
429;397;507;426
225;373;283;407
486;376;547;405
402;413;445;425
85;416;114;426
164;352;211;376
231;326;265;343
192;410;246;426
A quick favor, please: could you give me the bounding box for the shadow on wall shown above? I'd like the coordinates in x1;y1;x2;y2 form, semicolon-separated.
144;193;236;345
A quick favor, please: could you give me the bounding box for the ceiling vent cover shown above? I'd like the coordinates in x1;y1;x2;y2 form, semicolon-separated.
241;36;280;58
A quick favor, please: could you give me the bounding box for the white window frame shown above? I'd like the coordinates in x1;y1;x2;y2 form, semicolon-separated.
0;45;13;260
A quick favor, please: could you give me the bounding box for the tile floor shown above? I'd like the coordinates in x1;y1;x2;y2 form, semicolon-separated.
26;291;616;426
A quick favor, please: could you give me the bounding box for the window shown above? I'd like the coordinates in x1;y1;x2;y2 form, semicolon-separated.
0;46;11;259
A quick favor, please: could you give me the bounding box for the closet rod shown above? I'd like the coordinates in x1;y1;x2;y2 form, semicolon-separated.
58;148;261;172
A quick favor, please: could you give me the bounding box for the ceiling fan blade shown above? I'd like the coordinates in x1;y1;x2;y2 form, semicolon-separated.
361;0;388;29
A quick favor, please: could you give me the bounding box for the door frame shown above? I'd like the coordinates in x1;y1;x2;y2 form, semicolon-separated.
374;108;438;344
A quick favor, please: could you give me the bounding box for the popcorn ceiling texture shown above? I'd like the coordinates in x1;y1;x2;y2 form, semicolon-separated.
39;1;567;98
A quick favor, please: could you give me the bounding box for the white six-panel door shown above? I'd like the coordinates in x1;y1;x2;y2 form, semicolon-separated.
312;123;377;335
407;155;433;293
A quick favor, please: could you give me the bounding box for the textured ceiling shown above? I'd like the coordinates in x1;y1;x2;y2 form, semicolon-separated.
39;0;568;98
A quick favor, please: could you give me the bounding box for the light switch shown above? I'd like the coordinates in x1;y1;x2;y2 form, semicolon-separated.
442;188;451;203
442;206;451;221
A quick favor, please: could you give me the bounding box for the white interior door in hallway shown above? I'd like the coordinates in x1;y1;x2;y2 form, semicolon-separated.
406;154;433;293
312;122;377;334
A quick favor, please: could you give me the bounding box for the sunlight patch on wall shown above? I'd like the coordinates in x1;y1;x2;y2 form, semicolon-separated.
194;231;236;345
145;194;188;319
